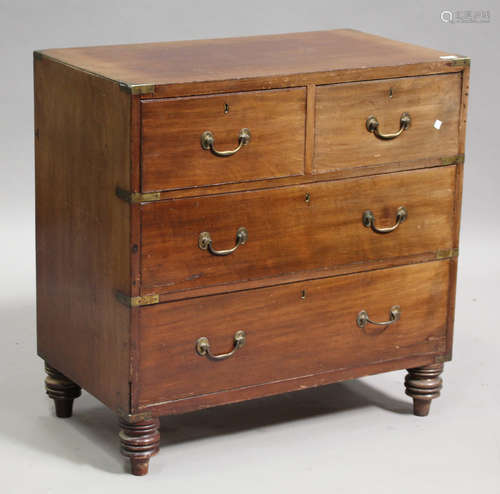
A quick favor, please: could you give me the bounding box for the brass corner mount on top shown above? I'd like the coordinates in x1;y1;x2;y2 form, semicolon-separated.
442;55;471;67
119;82;155;95
451;56;471;67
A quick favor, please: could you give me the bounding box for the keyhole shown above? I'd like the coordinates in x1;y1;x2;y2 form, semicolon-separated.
389;88;393;99
300;290;306;300
224;103;230;114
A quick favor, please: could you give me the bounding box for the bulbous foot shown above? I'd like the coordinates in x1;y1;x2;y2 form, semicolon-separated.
44;363;81;418
119;418;160;476
405;363;444;416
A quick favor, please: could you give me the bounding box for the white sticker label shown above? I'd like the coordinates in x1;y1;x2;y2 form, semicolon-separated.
434;119;443;130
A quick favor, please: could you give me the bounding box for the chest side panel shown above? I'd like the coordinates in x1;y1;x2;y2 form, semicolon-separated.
35;56;132;412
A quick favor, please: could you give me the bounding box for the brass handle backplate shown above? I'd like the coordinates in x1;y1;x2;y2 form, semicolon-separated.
366;112;411;140
195;330;246;361
201;128;251;157
363;206;407;234
199;227;248;256
357;306;401;329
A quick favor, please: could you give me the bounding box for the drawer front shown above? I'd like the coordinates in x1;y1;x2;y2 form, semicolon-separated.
141;166;456;294
137;261;450;407
314;74;461;173
141;88;306;192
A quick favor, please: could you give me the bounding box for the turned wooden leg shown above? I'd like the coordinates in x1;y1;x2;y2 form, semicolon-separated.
119;418;160;476
405;363;444;416
44;363;82;418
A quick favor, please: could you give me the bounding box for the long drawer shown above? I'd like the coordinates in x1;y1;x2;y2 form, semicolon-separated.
136;261;450;408
140;166;456;295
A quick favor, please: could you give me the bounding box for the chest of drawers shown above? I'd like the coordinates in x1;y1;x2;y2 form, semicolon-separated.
34;29;469;476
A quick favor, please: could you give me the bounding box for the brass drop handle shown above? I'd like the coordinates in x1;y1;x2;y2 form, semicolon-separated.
357;306;401;329
195;330;246;361
201;128;251;157
198;227;248;256
366;112;411;140
363;206;407;234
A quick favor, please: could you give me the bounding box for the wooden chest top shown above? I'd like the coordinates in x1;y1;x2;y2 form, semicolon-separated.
36;29;468;97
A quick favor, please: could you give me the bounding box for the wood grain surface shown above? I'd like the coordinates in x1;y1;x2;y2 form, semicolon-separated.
37;30;458;89
140;166;456;295
140;354;439;416
445;63;470;359
141;88;306;191
135;156;460;201
314;73;461;173
34;55;131;412
136;261;450;409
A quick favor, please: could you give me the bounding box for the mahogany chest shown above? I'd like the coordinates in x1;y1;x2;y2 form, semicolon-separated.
34;29;469;475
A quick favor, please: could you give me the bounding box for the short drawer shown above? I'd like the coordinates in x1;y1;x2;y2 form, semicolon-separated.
314;73;461;173
141;88;306;192
140;166;456;295
137;261;450;407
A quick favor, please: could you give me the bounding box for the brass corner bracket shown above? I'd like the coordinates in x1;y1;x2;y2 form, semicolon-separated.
436;247;459;259
116;187;161;204
440;154;465;166
115;291;160;308
119;82;155;95
441;55;470;67
449;56;471;67
116;408;154;423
